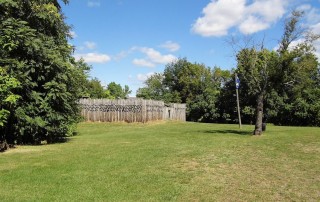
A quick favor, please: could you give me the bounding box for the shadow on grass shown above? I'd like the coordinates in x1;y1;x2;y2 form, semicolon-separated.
0;137;73;153
46;136;74;144
202;129;251;136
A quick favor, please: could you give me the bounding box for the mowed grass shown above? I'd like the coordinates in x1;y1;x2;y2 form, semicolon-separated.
1;122;319;201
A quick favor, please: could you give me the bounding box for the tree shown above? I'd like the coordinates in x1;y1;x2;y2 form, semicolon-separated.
0;0;89;148
269;10;320;126
236;48;278;135
86;78;105;99
138;58;222;122
0;68;20;151
234;10;320;134
0;69;20;126
136;73;181;103
122;85;132;99
106;82;131;99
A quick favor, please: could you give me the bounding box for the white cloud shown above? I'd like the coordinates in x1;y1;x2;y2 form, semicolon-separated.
88;1;100;7
137;72;155;82
314;41;320;60
246;0;286;22
305;7;320;25
274;37;320;61
84;41;97;50
113;51;129;61
296;5;320;60
311;23;320;35
239;16;270;34
297;4;312;12
240;0;287;34
132;47;177;67
74;53;111;63
192;0;288;37
139;47;177;64
133;59;155;68
192;0;245;37
160;41;180;52
69;31;77;38
310;23;320;60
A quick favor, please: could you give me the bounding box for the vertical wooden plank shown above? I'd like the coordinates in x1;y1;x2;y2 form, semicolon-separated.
78;98;187;123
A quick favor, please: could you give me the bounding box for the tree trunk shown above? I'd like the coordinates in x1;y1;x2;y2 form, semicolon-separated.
253;93;264;135
4;113;15;145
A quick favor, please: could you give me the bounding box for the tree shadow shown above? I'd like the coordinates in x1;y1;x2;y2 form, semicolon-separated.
202;129;251;136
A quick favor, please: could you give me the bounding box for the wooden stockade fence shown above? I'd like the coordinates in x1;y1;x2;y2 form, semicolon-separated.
79;99;186;123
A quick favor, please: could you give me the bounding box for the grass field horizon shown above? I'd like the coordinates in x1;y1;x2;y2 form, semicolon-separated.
1;121;319;201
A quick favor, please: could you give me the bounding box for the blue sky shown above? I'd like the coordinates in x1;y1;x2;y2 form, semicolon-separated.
62;0;320;96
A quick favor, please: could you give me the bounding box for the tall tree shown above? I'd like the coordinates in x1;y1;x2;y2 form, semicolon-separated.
0;0;89;148
237;48;278;135
0;68;20;150
234;10;320;133
269;10;320;126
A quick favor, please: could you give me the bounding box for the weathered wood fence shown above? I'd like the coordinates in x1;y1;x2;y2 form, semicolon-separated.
79;99;186;123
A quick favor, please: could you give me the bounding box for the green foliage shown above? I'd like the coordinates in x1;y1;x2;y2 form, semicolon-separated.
106;82;131;99
136;73;179;103
237;48;277;95
85;78;106;99
83;77;132;99
0;67;20;146
138;58;223;121
0;0;89;146
267;11;320;126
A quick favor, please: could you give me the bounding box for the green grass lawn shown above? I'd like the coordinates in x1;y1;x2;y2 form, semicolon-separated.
1;122;319;201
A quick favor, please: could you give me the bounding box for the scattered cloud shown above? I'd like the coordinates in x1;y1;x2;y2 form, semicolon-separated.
84;41;97;50
192;0;288;37
160;41;180;52
137;72;155;82
140;47;177;64
132;47;177;67
74;53;111;63
113;49;134;61
87;1;100;7
133;59;155;68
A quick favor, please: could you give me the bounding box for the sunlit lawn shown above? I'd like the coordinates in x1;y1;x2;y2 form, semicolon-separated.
1;121;319;201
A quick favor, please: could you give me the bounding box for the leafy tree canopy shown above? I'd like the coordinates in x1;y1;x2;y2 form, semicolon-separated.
0;0;89;149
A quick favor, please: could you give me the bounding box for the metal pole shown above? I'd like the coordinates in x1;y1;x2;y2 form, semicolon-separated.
235;73;242;129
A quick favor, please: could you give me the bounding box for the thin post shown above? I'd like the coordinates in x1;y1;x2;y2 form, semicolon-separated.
235;73;242;129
